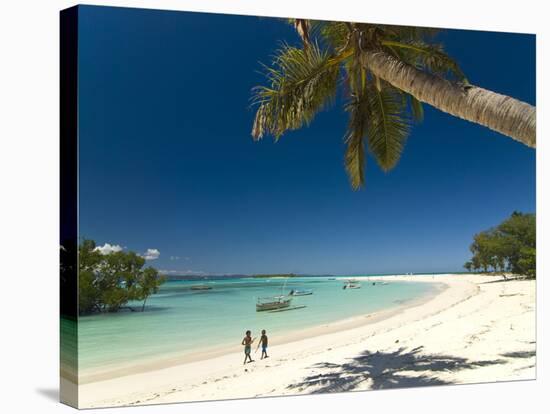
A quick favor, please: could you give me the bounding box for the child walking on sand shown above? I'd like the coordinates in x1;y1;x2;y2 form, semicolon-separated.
257;329;269;359
241;330;255;364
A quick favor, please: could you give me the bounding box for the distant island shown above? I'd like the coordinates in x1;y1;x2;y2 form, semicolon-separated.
252;273;297;278
161;274;247;281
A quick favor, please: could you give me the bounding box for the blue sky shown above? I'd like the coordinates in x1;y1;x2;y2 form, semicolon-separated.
77;6;535;275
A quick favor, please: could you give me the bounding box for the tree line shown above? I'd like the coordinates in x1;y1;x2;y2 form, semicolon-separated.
79;239;165;314
464;212;535;278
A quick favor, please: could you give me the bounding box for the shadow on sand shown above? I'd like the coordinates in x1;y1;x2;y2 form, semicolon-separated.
287;346;508;393
478;277;533;285
501;350;536;359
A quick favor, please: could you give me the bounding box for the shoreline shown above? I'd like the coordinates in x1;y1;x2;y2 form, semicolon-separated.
75;274;535;408
77;277;445;384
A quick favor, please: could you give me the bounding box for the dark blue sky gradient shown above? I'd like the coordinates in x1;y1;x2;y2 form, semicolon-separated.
78;6;535;275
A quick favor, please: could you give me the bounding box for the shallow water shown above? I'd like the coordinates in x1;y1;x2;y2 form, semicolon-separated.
77;277;439;372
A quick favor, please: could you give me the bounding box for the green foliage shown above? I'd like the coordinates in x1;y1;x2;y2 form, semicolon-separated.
343;84;369;189
381;39;466;80
465;212;536;278
78;239;165;314
252;21;465;189
365;82;411;171
252;42;340;140
517;247;536;278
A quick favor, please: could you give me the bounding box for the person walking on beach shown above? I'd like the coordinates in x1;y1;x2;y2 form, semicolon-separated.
242;330;255;364
257;329;269;359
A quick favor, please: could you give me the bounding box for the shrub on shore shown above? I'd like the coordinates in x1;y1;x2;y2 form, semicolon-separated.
79;239;165;314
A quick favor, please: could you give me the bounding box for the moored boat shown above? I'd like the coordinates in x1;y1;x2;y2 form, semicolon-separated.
190;284;212;290
256;295;292;311
343;280;361;290
289;289;313;296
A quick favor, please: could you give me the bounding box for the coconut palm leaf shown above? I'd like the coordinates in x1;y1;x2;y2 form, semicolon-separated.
344;90;369;190
382;25;441;42
366;82;412;171
320;21;352;51
251;42;340;140
381;39;466;80
409;94;424;122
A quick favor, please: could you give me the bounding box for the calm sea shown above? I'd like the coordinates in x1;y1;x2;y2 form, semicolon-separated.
74;276;440;373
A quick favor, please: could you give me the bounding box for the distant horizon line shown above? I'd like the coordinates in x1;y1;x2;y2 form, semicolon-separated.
160;271;469;278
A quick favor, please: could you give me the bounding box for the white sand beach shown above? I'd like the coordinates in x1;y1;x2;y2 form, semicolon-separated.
76;274;536;408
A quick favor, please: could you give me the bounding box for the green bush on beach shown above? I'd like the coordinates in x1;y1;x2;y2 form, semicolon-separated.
79;239;165;314
464;212;536;277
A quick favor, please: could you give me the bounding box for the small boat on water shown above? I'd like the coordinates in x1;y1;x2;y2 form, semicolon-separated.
190;285;212;291
256;295;292;312
343;280;361;290
289;289;313;296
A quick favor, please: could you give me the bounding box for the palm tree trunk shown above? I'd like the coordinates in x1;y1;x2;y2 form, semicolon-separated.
360;50;536;148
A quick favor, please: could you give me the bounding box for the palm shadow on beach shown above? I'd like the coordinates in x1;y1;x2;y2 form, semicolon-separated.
287;346;508;394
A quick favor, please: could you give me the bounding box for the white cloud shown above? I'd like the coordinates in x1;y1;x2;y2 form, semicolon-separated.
170;256;180;261
94;243;123;255
142;248;160;260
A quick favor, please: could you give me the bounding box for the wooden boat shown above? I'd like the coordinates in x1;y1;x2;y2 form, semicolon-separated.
289;289;313;296
256;295;292;311
343;280;361;290
190;284;212;291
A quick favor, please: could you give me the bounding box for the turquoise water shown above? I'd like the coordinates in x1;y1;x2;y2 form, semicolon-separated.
78;277;439;372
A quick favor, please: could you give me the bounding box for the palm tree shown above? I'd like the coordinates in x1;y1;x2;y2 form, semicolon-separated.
251;20;536;189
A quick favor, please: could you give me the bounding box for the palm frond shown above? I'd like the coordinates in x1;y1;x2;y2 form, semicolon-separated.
381;40;466;80
381;25;441;42
344;89;369;189
409;94;424;122
366;82;412;171
319;21;351;51
342;47;363;93
251;42;340;140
